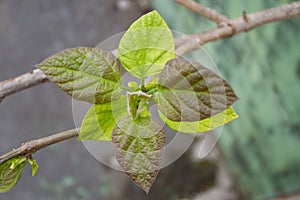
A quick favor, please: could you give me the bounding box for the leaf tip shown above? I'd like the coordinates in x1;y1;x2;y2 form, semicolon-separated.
143;187;151;194
150;9;159;16
131;175;152;194
28;157;39;177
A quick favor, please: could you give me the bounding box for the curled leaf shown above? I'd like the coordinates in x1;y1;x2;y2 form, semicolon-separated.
28;157;39;177
127;91;152;119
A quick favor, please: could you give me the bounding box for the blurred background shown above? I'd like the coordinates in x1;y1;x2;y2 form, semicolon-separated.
0;0;299;199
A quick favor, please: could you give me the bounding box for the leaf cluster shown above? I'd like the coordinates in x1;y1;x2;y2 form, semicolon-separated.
1;11;238;193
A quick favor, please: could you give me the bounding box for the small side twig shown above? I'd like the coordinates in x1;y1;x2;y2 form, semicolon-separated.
0;128;79;165
243;11;249;22
176;0;229;24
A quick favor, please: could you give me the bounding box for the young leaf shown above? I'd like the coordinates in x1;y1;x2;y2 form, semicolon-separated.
127;91;152;119
144;78;158;95
0;156;27;193
112;117;166;193
157;58;238;122
127;81;139;91
37;47;122;104
118;10;176;78
79;96;128;141
159;106;238;133
28;157;39;177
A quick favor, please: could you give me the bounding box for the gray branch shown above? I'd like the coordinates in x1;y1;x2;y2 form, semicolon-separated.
0;128;79;166
0;69;47;103
176;0;229;24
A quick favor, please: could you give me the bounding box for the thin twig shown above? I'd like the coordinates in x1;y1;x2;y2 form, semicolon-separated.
0;69;48;103
0;128;79;165
0;1;300;163
176;0;229;24
175;0;300;56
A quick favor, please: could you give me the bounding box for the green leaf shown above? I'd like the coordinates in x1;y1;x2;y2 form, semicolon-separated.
112;117;166;193
79;96;128;141
127;81;139;91
28;157;39;177
144;78;158;95
0;156;27;193
159;106;238;133
37;47;122;104
118;10;176;78
157;58;238;122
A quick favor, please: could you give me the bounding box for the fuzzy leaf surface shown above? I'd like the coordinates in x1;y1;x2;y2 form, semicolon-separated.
157;58;238;122
112;118;165;193
37;47;122;104
118;10;175;78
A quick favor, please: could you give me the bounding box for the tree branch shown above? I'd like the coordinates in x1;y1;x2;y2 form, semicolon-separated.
0;69;48;103
0;128;79;165
175;0;300;56
0;1;300;163
176;0;229;24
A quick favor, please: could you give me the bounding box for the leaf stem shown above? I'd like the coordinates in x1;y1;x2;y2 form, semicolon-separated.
140;77;146;92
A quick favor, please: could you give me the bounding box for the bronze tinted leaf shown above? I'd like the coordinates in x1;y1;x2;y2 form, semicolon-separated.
112;118;166;193
157;58;238;122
